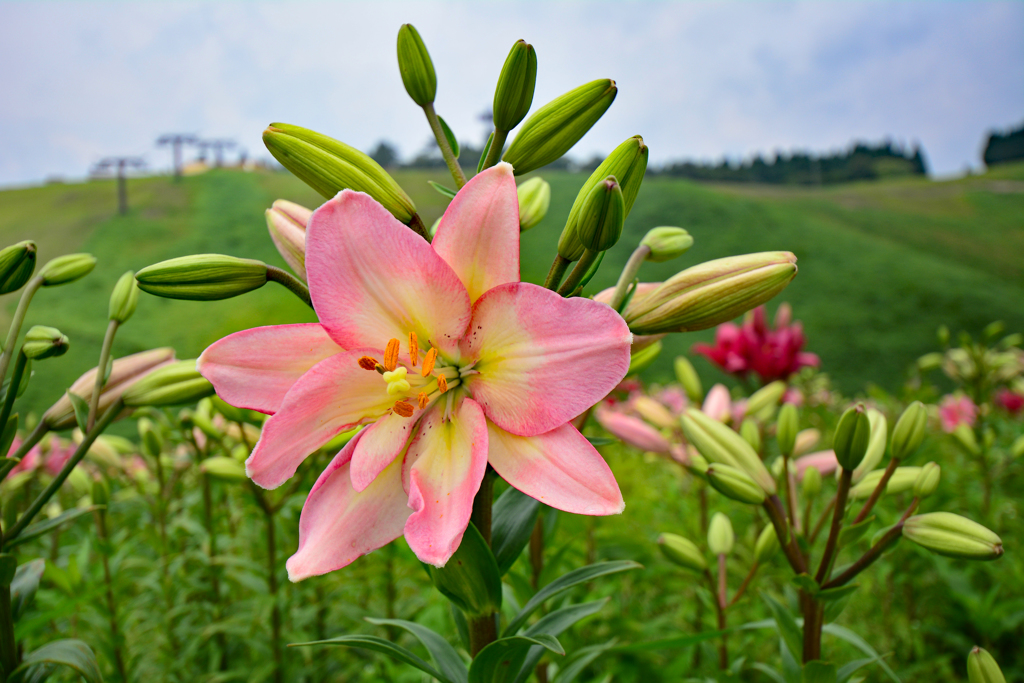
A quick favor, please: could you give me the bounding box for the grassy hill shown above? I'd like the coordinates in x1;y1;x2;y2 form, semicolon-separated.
0;163;1022;419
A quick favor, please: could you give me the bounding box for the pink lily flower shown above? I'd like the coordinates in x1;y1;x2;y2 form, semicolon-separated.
938;394;977;433
6;438;41;476
198;163;631;579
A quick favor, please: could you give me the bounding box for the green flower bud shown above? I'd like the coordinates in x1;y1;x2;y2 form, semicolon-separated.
557;135;647;260
740;418;761;453
622;252;798;335
191;410;223;440
681;407;776;495
39;253;96;286
122;360;214;407
632;396;676;430
577;176;624;252
890;401;927;460
801;465;823;498
916;352;943;372
707;462;766;505
201;455;248;482
493;39;537;131
136;254;267;301
850;466;922;499
503;78;617;176
852;409;887;483
657;533;707;573
754;525;779;564
517;177;550;232
627;339;662;376
674;356;703;403
211;395;247;424
776;403;798;456
708;512;735;556
396;24;436;106
21;326;69;360
91;478;110;507
937;325;950;346
641;227;693;263
952;423;980;455
745;381;787;420
263;123;416;223
967;647;1006;683
902;512;1003;561
833;404;871;471
0;241;37;294
913;462;940;498
1012;434;1024;460
138;418;163;458
108;270;139;323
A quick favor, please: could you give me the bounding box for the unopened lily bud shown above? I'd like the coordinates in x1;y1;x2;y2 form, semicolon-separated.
39;253;96;286
936;325;950;346
681;407;776;494
191;410;223;440
138;418;163;458
503;79;617;176
577;177;624;252
707;462;766;505
122;360;214;407
891;401;927;460
902;512;1003;561
22;326;68;360
740;418;761;453
136;254;267;301
967;647;1006;683
517;177;550;232
632;396;676;430
793;428;820;456
1012;434;1024;459
201;455;248;482
641;227;693;263
777;403;798;456
622;252;798;335
852;409;887;483
266;200;310;282
746;381;787;420
658;533;707;573
913;462;940;498
627;339;662;376
674;356;703;403
916;352;943;372
493;39;536;131
754;525;779;563
557;135;647;260
263;123;416;223
0;241;36;294
802;465;822;498
833;405;870;471
91;479;110;507
396;24;436;106
708;512;735;556
952;423;980;455
108;270;139;323
850;466;922;499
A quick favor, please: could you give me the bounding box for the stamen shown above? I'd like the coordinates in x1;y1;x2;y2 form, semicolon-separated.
421;348;437;376
393;400;414;417
437;375;448;393
384;338;400;371
417;392;430;409
409;332;419;367
358;356;379;371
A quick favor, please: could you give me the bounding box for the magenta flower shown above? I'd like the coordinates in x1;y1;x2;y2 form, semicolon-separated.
198;164;631;578
938;394;978;433
43;436;76;477
6;438;41;476
994;388;1024;417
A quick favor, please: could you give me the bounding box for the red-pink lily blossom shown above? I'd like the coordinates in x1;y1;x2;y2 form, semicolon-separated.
938;394;977;433
6;438;41;476
994;388;1024;416
198;163;631;578
43;436;76;477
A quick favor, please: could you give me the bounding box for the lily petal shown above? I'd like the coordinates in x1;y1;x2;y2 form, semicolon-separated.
286;431;410;581
461;282;632;436
306;190;471;357
431;162;520;302
594;407;672;453
403;398;489;567
350;410;420;492
486;421;624;515
246;349;393;489
198;323;343;414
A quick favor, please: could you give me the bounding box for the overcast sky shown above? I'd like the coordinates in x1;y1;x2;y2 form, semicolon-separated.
1;1;1021;186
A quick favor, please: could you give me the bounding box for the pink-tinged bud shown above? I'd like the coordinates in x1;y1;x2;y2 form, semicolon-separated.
632;396;677;430
794;450;838;480
702;384;732;423
595;408;671;454
266;199;311;282
793;428;821;456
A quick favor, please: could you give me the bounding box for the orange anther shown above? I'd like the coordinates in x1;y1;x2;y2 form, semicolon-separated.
421;348;437;376
393;400;415;417
437;375;448;393
384;338;400;371
417;392;430;409
357;356;379;371
409;332;419;367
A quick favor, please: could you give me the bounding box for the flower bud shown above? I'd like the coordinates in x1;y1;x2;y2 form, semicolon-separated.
681;407;776;494
658;533;707;573
890;401;927;460
740;418;761;453
802;465;822;498
902;512;1003;561
632;396;676;430
266;200;310;282
852;409;887;483
622;252;798;335
850;466;921;499
122;360;215;407
493;39;536;131
913;462;940;498
754;525;779;564
952;423;980;455
91;478;110;507
39;253;96;286
263;123;416;223
138;418;163;458
745;381;787;420
777;403;798;456
136;254;267;301
674;356;703;403
1012;434;1024;460
708;512;734;556
516;177;550;232
641;227;693;264
21;326;69;360
627;339;662;376
916;352;943;372
576;177;624;252
833;405;870;471
557;135;647;260
201;455;248;482
0;241;37;294
396;24;436;106
793;428;820;456
707;462;766;505
108;270;139;323
503;79;617;176
967;647;1006;683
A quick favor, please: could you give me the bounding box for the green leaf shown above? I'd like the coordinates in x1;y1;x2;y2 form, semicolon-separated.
551;639;616;683
512;600;608;683
478;132;494;174
468;635;563;683
803;660;838;683
290;634;451;683
822;623;900;683
5;506;101;550
0;414;18;465
491;487;540;576
366;618;467;683
839;516;875;546
424;522;502;617
0;458;19;482
837;657;881;683
752;663;788;683
68;392;89;433
11;559;45;622
610;627;731;653
817;584;859;602
428;181;458;200
438;116;460;158
504;561;640;636
823;594;852;623
577;250;605;292
585;436;616;446
10;639;102;683
791;574;820;596
763;592;803;664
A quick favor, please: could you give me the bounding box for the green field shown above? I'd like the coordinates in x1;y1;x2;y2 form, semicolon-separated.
0;163;1022;416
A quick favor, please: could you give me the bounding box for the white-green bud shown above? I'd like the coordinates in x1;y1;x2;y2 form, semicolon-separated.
0;241;36;294
833;404;870;471
627;339;662;376
912;462;941;498
108;270;139;323
396;24;436;106
707;462;766;505
21;326;69;360
707;512;735;556
849;466;922;499
201;455;248;483
517;177;550;232
658;533;707;573
754;525;779;564
641;227;693;263
967;647;1006;683
576;176;624;253
776;403;798;456
136;254;267;301
746;381;787;420
740;418;761;454
674;356;703;403
801;465;822;498
122;360;214;407
902;512;1003;561
39;253;96;286
680;407;776;495
852;409;887;483
891;401;928;460
492;39;536;132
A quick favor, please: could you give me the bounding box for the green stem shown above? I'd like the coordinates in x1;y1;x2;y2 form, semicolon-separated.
0;577;15;680
763;495;806;574
0;277;42;385
556;249;599;297
822;499;918;590
727;561;759;608
0;354;27;433
88;320;119;431
815;470;852;583
95;508;127;682
480;129;508;171
422;103;467;188
265;500;282;683
202;468;227;670
468;472;496;657
9;421;46;463
266;266;313;309
543;256;571;291
608;245;650;311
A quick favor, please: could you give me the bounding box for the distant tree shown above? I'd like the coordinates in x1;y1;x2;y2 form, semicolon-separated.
91;157;146;215
156;133;198;179
369;141;400;169
982;121;1024;167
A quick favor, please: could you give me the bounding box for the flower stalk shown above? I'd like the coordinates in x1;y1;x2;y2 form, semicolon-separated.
423;103;467;188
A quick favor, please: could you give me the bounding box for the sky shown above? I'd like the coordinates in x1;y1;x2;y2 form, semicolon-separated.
1;1;1022;186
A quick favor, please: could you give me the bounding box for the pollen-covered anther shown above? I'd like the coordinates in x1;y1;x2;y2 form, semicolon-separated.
437;375;448;393
384;338;400;372
409;332;419;367
393;400;415;417
417;392;429;409
357;356;379;371
421;348;437;376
